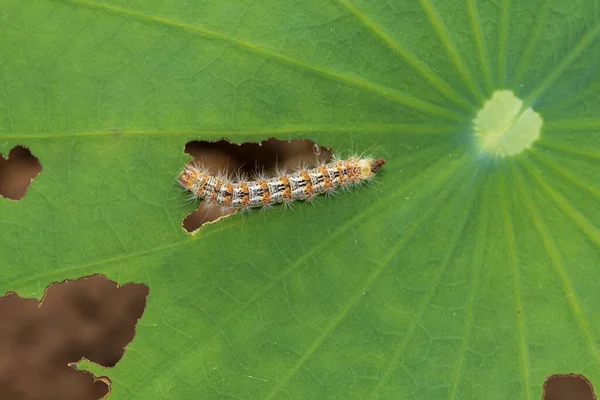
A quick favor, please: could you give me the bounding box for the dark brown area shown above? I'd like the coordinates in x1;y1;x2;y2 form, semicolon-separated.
0;275;149;400
544;374;596;400
181;138;333;232
0;145;43;200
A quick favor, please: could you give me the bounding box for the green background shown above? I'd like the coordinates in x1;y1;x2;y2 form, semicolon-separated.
1;0;599;398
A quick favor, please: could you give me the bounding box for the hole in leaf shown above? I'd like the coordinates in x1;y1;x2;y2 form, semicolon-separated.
0;275;149;400
543;374;596;400
0;145;42;200
180;138;333;232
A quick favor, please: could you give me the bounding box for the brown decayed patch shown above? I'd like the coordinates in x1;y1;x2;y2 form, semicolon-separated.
0;146;43;201
0;275;149;400
543;374;596;400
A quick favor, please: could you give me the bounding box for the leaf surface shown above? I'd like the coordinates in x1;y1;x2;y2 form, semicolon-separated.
1;0;600;398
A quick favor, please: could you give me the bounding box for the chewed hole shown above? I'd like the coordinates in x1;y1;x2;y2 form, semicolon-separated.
0;275;149;400
181;138;333;232
0;145;43;200
543;374;596;400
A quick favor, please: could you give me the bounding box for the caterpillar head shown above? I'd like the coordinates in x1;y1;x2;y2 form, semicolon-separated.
358;158;386;180
178;166;200;190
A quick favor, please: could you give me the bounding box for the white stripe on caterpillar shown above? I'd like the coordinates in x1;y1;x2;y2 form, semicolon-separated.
178;156;386;210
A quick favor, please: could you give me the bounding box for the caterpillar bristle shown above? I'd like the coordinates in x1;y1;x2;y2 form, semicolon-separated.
178;155;385;211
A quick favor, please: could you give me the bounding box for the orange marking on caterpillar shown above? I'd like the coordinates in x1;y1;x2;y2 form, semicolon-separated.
178;156;385;210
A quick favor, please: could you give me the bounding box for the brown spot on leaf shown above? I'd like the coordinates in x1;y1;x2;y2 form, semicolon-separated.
543;373;596;400
0;275;149;400
0;145;42;200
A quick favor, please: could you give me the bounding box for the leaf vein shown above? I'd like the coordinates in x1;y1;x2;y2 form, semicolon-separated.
51;0;462;121
510;0;551;88
336;0;475;112
369;163;482;399
448;171;491;400
502;166;532;400
417;0;484;104
0;124;458;140
528;149;600;200
467;0;494;94
523;18;600;107
515;160;600;368
520;157;600;247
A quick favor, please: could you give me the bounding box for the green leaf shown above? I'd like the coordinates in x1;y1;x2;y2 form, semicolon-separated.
2;0;600;398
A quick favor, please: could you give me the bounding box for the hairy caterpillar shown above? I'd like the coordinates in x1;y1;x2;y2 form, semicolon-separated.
178;156;386;211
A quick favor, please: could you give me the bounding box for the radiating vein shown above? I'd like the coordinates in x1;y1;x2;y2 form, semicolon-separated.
4;143;461;296
0;123;459;140
545;119;600;132
448;170;491;400
537;141;600;162
125;144;470;392
51;0;462;121
500;166;532;400
130;335;215;396
336;0;475;112
215;145;467;331
523;18;600;108
368;163;484;399
514;161;600;367
510;0;551;88
496;0;510;88
540;84;600;115
265;152;474;400
1;220;239;293
528;150;600;200
417;0;484;104
466;0;494;94
519;157;600;248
